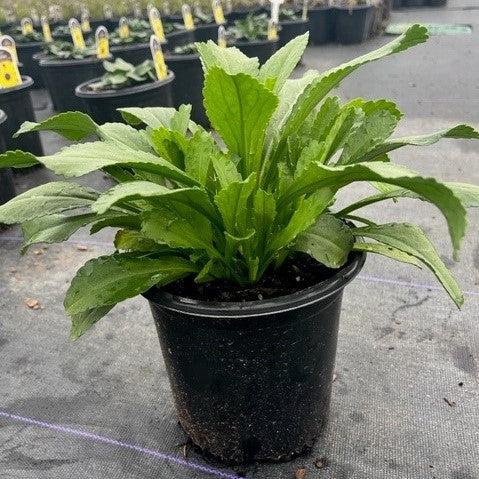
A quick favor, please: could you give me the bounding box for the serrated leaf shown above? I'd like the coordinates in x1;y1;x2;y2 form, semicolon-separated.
119;107;178;128
352;241;423;268
114;229;164;252
97;123;153;152
352;223;464;307
70;305;115;341
310;96;341;142
294;214;354;268
0;150;40;168
14;112;98;141
211;154;242;189
184;129;219;186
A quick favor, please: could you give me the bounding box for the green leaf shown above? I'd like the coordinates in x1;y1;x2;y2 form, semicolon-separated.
70;305;115;341
352;241;423;268
97;123;153;152
211;154;242;189
184;129;218;187
258;32;309;92
114;229;163;252
196;40;260;76
282;161;467;258
310;96;341;142
294;214;354;269
119;107;179;128
14;112;98;141
252;189;276;258
65;253;197;316
0;182;98;224
0;150;40;169
203;67;278;177
352;223;464;307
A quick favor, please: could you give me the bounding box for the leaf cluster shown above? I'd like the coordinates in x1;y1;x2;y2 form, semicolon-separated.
228;13;269;42
43;41;96;60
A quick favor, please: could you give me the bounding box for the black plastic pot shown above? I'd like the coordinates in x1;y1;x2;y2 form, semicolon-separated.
234;39;278;65
308;7;336;45
403;0;426;5
145;252;365;463
392;0;403;8
194;23;222;42
428;0;447;5
110;42;151;64
226;7;264;23
278;19;309;48
164;53;208;127
0;110;16;207
335;5;375;44
75;71;175;124
39;56;106;112
165;29;196;51
0;77;43;155
16;42;45;88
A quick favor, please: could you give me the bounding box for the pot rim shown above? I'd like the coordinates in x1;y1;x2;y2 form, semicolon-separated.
0;109;6;124
16;41;44;48
335;4;375;11
39;56;105;67
143;251;366;318
0;76;33;95
75;70;175;98
279;19;309;26
110;41;152;52
164;52;200;61
232;38;278;47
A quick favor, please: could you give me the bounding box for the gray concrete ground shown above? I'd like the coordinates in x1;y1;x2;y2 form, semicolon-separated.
1;2;479;478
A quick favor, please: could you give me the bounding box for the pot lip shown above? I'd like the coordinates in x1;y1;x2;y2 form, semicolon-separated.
75;70;175;98
143;251;366;318
334;4;375;10
16;41;44;48
110;41;151;52
0;76;33;94
164;52;200;61
39;56;105;67
0;109;6;124
279;18;308;25
232;38;278;47
308;5;335;12
166;29;192;38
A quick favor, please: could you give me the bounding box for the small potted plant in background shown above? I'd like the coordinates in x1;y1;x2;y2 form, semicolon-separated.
277;6;309;48
308;0;336;44
192;4;223;42
109;17;152;64
1;27;479;463
0;110;16;207
334;0;375;44
225;0;265;22
75;57;174;124
227;13;278;64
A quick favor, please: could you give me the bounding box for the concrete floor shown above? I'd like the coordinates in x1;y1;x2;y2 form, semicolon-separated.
1;2;479;478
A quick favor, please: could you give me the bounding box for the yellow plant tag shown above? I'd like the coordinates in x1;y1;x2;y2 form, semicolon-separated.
182;5;195;31
212;0;225;24
0;48;22;88
150;35;168;80
69;18;86;50
267;20;278;41
118;17;130;39
0;36;18;64
21;18;34;35
41;16;53;42
81;11;91;32
96;26;110;59
148;8;165;42
217;25;227;48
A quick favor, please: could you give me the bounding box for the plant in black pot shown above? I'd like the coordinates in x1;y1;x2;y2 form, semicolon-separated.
39;41;107;112
109;17;153;64
277;7;309;48
192;6;223;43
227;13;278;64
2;26;479;464
308;0;336;45
334;0;375;44
75;57;174;123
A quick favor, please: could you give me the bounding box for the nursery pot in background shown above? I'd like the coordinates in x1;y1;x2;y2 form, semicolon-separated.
164;53;208;127
194;23;222;42
39;56;106;112
110;42;151;64
234;39;278;66
392;0;403;8
0;76;43;155
278;19;309;48
335;4;375;44
165;30;196;50
0;110;16;206
226;7;264;23
428;0;447;6
16;42;45;88
75;71;175;124
145;252;366;463
402;0;426;6
308;6;336;45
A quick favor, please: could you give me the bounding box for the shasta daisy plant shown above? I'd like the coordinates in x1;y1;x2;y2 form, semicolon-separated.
1;25;478;340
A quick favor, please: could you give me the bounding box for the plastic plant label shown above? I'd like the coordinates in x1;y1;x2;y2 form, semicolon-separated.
269;0;284;24
41;16;53;42
81;11;91;32
21;18;34;35
148;8;165;42
104;5;113;20
0;35;18;63
150;35;168;80
0;48;22;88
182;5;195;31
134;3;143;18
69;18;86;50
302;0;308;21
267;19;278;40
96;26;110;59
119;17;130;39
162;0;171;16
31;9;40;25
212;0;225;24
217;25;227;48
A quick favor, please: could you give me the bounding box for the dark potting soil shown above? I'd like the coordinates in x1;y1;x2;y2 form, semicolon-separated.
162;252;340;302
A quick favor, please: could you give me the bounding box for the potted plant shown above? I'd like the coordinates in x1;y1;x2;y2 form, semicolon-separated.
109;18;152;64
227;13;278;64
2;26;479;463
334;0;375;44
0;110;16;207
165;25;196;50
39;41;108;112
7;26;45;88
164;42;208;126
308;0;336;45
193;7;223;42
75;58;174;123
278;7;309;48
0;76;43;155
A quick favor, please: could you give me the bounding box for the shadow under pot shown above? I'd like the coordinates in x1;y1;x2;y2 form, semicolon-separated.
233;39;278;66
307;6;336;45
39;56;106;112
0;110;16;206
16;42;45;88
0;76;43;156
110;42;151;64
334;4;375;44
165;30;196;50
164;53;208;127
278;19;309;48
194;23;223;42
75;71;175;124
144;251;366;464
